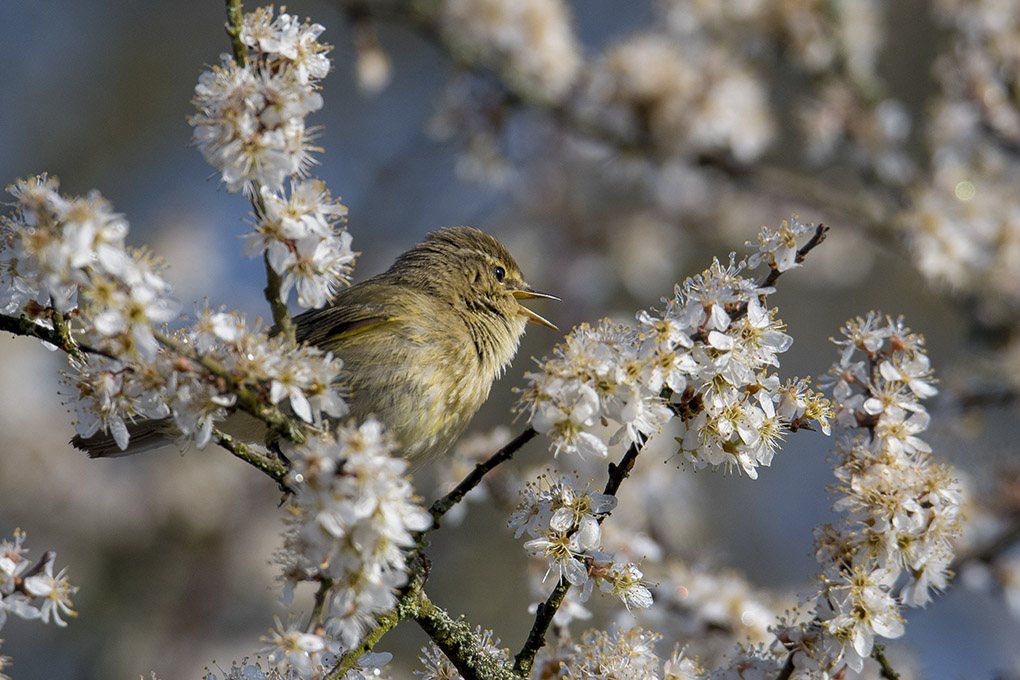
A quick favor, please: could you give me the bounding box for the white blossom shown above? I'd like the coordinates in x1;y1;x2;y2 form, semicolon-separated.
0;531;77;634
280;421;431;648
189;8;331;194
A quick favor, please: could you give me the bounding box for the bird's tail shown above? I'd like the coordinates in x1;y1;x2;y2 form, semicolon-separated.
70;417;176;458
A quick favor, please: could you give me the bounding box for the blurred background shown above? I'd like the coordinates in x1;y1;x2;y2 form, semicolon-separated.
2;0;1019;678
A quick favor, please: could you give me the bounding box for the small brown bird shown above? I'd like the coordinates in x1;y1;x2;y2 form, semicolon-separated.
73;226;557;462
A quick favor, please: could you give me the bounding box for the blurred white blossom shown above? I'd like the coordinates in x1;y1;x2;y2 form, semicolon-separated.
438;0;581;103
579;34;774;163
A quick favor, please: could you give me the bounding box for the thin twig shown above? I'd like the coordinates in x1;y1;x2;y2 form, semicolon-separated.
604;436;645;498
429;426;537;525
760;223;830;290
224;0;248;66
513;434;648;675
774;652;796;680
512;578;570;677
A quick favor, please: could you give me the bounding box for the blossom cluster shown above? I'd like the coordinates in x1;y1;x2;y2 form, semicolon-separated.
517;219;831;479
508;475;652;611
1;174;178;360
1;176;346;453
0;530;77;675
243;180;355;308
279;420;432;650
190;8;355;310
780;313;964;675
190;7;329;194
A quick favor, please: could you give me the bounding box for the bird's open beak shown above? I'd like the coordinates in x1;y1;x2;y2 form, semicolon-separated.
512;288;559;330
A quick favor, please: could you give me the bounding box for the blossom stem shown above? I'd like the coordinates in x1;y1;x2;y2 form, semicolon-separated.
263;248;297;346
307;577;333;631
224;0;248;66
429;426;537;525
872;644;901;680
217;1;300;347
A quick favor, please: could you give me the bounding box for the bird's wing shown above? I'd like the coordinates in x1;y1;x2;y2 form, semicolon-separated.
293;297;396;348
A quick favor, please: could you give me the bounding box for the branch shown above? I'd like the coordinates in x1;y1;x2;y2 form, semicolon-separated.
224;0;248;66
330;550;430;677
774;651;796;680
872;644;901;680
213;427;288;485
429;426;536;525
512;578;570;677
513;434;649;675
0;311;87;362
412;589;520;680
604;436;645;498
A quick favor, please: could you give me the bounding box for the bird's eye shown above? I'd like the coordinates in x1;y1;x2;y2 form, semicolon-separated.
493;265;506;282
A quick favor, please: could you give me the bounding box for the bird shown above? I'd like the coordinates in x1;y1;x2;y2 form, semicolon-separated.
72;226;557;463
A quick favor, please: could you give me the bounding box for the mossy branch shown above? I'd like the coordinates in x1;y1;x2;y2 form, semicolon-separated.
214;427;288;484
411;589;520;680
872;644;901;680
225;0;248;66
